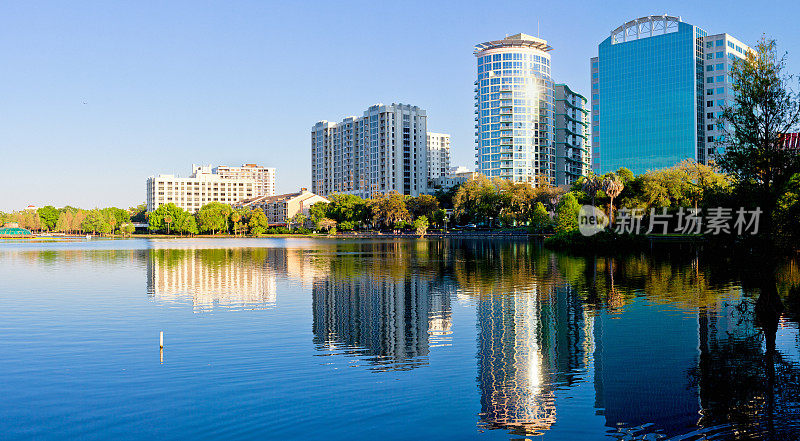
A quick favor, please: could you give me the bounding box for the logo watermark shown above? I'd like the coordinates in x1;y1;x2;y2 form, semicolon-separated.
577;206;761;237
578;205;609;236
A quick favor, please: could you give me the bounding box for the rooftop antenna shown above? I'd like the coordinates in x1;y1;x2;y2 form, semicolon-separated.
538;20;540;37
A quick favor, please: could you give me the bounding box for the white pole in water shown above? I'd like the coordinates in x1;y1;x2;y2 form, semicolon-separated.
160;331;164;349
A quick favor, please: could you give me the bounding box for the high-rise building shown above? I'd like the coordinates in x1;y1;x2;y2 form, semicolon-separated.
426;132;451;183
214;164;276;197
555;84;591;185
146;164;261;213
474;34;556;183
591;15;750;174
311;103;429;198
702;33;751;158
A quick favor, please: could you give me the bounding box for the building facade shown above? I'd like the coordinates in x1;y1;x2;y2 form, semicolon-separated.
591;15;750;174
213;164;276;197
555;84;591;185
702;33;751;158
238;188;329;224
311;103;429;198
426;132;451;182
431;169;480;191
146;165;257;213
475;33;556;184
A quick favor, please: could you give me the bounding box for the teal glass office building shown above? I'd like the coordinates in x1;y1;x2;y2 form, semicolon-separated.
591;16;707;174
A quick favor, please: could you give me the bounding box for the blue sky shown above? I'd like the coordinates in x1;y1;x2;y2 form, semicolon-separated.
2;0;799;210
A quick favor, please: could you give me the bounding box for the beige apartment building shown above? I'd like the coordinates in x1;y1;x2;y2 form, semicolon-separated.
214;164;276;197
238;188;329;224
147;164;269;213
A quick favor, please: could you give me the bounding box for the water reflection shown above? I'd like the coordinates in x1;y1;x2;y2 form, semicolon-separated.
146;247;327;311
447;241;800;439
311;242;455;371
5;239;800;440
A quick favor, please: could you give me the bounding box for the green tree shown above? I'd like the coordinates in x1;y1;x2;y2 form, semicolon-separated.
327;194;367;225
370;192;411;228
414;215;429;236
432;208;447;228
37;206;59;231
81;209;111;235
148;203;191;235
677;160;730;209
129;203;147;223
102;207;131;232
555;193;580;234
453;175;510;224
291;213;307;230
406;194;439;220
184;215;199;235
197;202;232;234
717;37;800;243
248;209;269;235
120;223;135;237
309;202;331;223
530;202;553;233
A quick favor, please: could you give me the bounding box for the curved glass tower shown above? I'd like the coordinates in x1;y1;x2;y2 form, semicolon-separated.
474;34;556;183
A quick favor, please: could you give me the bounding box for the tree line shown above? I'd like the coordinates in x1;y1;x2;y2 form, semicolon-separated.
0;205;142;236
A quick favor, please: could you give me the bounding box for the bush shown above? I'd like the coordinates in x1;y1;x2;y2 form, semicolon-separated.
555;193;580;233
529;202;553;233
543;230;648;253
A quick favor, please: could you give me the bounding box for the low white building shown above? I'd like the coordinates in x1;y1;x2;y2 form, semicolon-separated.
431;169;480;191
146;164;268;213
238;188;329;224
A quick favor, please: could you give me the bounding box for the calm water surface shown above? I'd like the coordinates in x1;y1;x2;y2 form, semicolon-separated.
1;238;799;440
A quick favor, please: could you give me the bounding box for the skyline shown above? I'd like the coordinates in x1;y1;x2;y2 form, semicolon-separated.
2;0;800;211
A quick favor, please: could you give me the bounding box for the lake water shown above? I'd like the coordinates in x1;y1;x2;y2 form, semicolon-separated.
1;238;799;440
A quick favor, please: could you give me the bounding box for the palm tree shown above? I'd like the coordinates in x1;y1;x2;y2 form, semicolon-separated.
164;215;173;234
582;174;603;207
603;176;624;224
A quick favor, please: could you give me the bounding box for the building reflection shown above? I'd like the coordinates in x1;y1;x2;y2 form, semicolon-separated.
147;248;277;311
311;241;454;372
474;280;593;435
312;277;453;371
146;247;326;312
